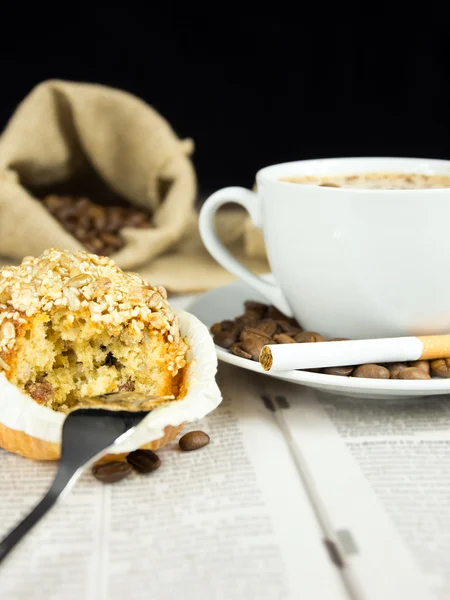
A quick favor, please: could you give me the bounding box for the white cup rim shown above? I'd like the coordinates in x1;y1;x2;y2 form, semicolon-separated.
256;156;450;192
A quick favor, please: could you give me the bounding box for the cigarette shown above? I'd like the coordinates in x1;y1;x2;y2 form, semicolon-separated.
259;335;450;372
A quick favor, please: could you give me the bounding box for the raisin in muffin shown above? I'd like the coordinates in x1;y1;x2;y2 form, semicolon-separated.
0;249;188;413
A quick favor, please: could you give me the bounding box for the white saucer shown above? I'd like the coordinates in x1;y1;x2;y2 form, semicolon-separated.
188;276;450;399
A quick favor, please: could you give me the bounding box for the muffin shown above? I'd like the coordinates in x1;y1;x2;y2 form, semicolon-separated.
0;249;221;459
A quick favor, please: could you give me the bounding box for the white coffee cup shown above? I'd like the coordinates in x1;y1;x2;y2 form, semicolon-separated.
199;157;450;340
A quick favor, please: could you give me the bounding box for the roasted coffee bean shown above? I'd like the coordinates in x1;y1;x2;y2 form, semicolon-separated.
210;322;223;335
237;321;260;333
85;237;104;254
388;362;408;379
294;331;326;343
244;300;268;316
88;205;107;230
253;319;277;337
75;226;89;241
430;358;450;378
57;195;72;207
408;360;430;375
100;232;123;249
213;331;236;349
78;213;92;230
322;365;354;376
229;343;252;359
231;321;246;337
219;320;235;332
58;203;78;220
104;207;125;233
43;195;65;212
244;309;265;321
398;367;431;380
352;364;390;379
240;328;272;343
276;320;302;336
92;461;132;484
125;211;149;227
240;336;269;361
215;320;245;338
236;313;259;326
265;306;289;321
127;449;161;473
179;431;210;451
273;333;296;344
75;197;91;212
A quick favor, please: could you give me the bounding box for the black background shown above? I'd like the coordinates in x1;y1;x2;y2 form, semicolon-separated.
1;9;450;194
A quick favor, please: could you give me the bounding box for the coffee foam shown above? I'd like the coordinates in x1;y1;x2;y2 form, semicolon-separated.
282;172;450;190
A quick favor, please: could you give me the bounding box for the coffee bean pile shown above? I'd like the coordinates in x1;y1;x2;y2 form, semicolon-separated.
42;194;153;256
91;430;211;484
211;300;450;380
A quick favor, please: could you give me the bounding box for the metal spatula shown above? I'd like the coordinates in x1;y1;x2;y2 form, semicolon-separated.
0;391;169;566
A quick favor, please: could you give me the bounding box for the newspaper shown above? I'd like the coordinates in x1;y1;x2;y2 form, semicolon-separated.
1;363;449;599
263;379;450;600
0;365;344;600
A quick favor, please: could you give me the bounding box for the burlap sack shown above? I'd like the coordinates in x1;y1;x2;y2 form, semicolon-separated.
0;79;196;270
0;80;269;293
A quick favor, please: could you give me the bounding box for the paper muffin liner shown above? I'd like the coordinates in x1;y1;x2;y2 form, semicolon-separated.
0;423;186;461
0;309;221;460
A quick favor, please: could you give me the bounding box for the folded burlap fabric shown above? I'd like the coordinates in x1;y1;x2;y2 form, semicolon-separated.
0;80;268;293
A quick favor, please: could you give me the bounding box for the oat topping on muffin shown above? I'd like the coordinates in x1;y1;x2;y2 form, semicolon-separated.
0;249;177;342
0;249;188;412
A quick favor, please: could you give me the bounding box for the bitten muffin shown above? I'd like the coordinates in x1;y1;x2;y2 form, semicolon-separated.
0;249;188;413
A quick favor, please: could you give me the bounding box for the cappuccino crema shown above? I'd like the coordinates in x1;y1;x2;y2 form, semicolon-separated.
281;172;450;189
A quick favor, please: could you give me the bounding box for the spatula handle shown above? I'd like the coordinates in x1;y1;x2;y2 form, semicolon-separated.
0;407;148;566
0;465;81;565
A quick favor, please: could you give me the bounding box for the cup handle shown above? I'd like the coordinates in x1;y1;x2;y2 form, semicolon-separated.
199;186;293;317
